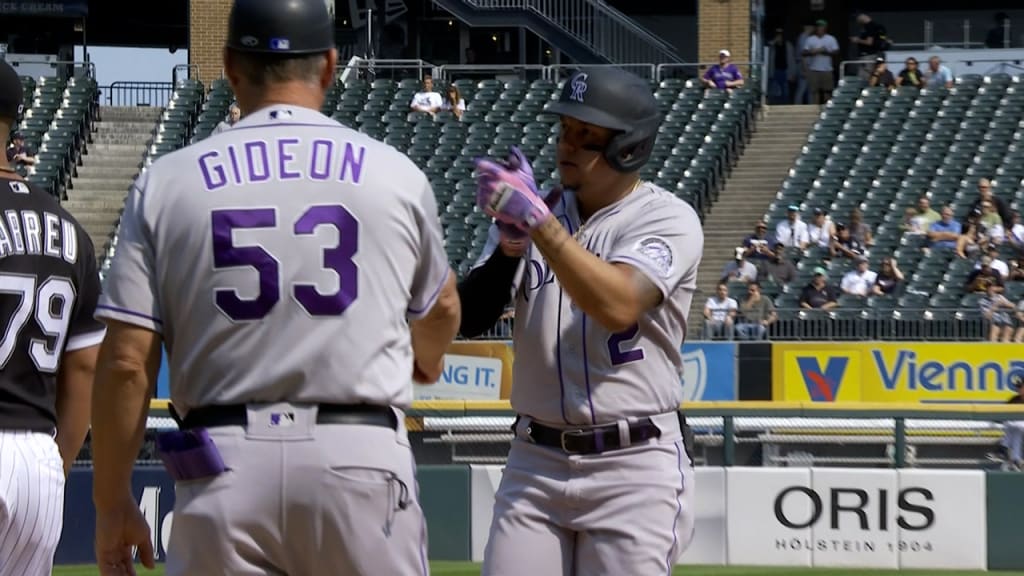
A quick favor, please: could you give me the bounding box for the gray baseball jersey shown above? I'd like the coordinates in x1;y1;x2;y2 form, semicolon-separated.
474;182;703;425
96;105;449;416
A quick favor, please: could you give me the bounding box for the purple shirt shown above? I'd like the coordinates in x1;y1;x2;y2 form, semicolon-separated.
704;64;743;89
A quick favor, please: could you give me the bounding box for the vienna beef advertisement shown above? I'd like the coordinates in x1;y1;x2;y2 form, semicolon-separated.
726;468;987;569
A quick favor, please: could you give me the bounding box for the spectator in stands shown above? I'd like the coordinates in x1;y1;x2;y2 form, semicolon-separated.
895;57;926;89
702;49;745;92
802;19;839;105
1009;256;1024;282
911;195;941;231
800;267;839;310
840;256;877;297
5;131;35;167
212;103;240;135
978;245;1010;279
1007;211;1024;250
848;207;874;247
928;206;961;251
924;56;954;89
721;247;758;284
743;220;775;261
873;257;904;295
442;85;466;120
980;200;1006;245
867;57;896;89
794;23;815;104
956;212;986;259
850;12;889;60
776;205;809;249
736;283;776;341
807;208;834;248
980;283;1016;342
969;178;1012;229
703;283;738;340
966;255;1004;294
830;222;864;259
410;75;443;116
766;28;795;104
759;242;797;286
985;12;1011;49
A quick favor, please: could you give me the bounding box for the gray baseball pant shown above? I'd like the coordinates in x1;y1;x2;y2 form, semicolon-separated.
164;403;429;576
482;411;696;575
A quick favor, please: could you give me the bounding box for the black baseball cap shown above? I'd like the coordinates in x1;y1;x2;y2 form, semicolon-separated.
0;60;24;122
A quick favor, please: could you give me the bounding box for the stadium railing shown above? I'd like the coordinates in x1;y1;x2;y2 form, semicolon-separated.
102;81;174;108
133;400;1022;470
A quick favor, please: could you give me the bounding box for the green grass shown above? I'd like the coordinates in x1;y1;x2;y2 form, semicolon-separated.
52;564;1024;575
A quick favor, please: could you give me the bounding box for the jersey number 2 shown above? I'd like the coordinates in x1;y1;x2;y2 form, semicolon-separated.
0;274;76;372
211;205;358;321
608;323;644;366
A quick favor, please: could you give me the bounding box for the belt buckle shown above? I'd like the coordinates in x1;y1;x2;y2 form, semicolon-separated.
560;429;586;454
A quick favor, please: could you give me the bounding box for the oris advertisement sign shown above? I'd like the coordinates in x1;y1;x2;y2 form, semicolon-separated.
726;468;986;570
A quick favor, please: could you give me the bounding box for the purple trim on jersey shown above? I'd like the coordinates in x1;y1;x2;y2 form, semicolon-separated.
580;316;595;425
665;440;686;575
407;254;449;317
95;304;164;325
555;194;574;424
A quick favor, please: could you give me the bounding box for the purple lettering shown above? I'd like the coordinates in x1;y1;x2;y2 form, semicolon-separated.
227;145;243;185
199;151;227;191
245;141;270;183
340;143;365;184
278;138;301;180
310;139;333;180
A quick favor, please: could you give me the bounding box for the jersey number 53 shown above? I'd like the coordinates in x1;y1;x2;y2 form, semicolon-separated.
210;205;357;321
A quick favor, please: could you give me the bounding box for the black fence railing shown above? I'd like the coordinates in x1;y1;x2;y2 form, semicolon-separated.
101;81;173;108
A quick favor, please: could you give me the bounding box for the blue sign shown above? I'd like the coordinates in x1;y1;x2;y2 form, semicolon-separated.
680;342;736;401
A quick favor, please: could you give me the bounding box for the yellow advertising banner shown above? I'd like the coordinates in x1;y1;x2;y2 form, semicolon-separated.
772;343;1024;403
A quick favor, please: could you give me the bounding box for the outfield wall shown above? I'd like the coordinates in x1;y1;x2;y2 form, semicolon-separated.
55;466;1024;570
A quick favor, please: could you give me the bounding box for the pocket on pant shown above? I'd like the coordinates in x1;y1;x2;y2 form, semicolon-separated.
323;466;416;538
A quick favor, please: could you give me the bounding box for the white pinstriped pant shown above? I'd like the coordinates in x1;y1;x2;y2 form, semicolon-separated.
0;431;65;576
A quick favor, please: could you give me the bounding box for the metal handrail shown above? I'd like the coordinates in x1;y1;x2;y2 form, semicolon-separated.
458;0;681;64
338;57;436;84
172;64;200;86
437;64;548;83
546;62;656;81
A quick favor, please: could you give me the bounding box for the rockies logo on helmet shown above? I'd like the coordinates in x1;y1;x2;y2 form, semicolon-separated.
568;73;588;103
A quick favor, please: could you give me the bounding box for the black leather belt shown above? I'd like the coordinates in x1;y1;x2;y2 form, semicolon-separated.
175;404;398;430
522;417;661;455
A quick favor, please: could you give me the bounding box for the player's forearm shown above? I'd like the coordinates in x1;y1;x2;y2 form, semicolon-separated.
91;333;160;511
55;345;99;476
457;249;521;337
529;216;646;332
411;272;461;382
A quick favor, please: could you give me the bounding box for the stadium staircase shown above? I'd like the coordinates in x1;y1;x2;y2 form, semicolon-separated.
688;104;820;339
431;0;682;65
63;106;161;254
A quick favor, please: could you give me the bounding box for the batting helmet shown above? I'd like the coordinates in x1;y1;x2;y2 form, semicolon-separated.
546;67;662;173
227;0;335;55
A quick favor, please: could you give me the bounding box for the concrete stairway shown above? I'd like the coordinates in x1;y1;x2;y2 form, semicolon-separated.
62;106;161;256
688;104;821;339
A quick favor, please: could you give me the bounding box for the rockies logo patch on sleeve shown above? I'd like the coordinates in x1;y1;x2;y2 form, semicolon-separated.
635;237;674;278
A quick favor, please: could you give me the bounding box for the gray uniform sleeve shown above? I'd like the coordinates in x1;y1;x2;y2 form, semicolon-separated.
94;171;164;333
606;199;703;300
407;179;450;320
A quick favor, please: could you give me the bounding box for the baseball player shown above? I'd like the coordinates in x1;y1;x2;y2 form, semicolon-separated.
88;0;459;574
459;67;701;575
0;60;105;575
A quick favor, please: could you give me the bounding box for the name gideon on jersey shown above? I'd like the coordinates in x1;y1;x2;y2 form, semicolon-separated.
198;138;366;191
0;209;79;263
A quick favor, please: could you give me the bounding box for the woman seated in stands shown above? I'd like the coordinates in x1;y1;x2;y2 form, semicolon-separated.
956;212;987;259
873;257;904;295
442;85;466;120
895;57;925;89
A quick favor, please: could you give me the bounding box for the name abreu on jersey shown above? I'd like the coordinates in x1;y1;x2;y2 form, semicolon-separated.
0;179;80;264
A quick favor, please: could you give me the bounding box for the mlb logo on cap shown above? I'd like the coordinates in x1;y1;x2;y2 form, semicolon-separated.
269;38;291;51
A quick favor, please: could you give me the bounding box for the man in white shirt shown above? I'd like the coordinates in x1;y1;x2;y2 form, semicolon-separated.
776;205;810;249
977;246;1010;279
840;257;878;297
703;283;738;340
807;208;834;248
721;249;759;283
410;75;443;116
802;19;839;105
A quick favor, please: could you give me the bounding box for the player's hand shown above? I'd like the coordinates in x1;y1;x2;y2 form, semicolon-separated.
475;147;551;233
95;493;156;576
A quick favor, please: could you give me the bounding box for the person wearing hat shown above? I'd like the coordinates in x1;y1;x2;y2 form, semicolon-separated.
800;267;839;310
807;208;834;248
758;242;797;286
867;57;896;89
5;131;36;167
840;256;878;297
830;221;865;259
801;19;839;105
702;49;745;91
765;28;795;104
775;204;809;250
742;220;775;261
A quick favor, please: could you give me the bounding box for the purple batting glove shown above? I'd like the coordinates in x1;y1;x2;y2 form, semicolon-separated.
475;154;551;233
497;186;564;240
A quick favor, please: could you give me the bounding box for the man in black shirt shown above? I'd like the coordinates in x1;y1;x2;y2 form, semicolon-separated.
850;12;888;58
0;60;104;573
800;267;839;310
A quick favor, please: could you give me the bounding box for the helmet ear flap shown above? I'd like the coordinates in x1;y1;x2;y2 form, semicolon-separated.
605;122;658;173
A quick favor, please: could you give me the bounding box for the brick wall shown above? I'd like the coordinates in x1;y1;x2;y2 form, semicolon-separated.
189;0;233;90
698;0;751;66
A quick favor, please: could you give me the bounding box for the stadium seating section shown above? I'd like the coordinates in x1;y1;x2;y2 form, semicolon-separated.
759;74;1024;340
11;74;99;199
190;74;760;277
